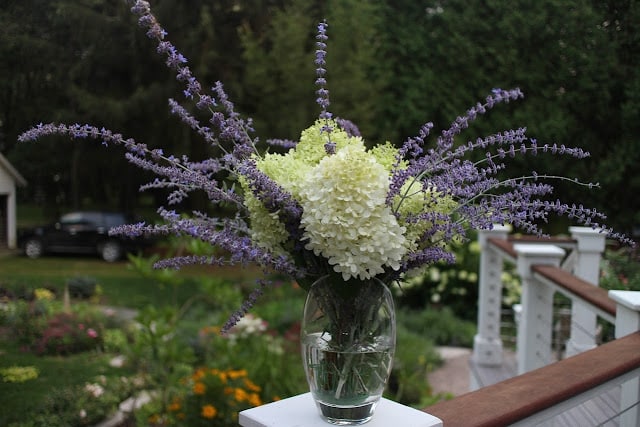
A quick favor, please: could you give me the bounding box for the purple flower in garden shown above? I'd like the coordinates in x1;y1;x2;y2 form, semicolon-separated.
17;0;634;332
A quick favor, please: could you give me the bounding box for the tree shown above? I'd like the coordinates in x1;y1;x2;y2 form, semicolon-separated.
239;0;385;143
5;0;638;234
375;0;640;234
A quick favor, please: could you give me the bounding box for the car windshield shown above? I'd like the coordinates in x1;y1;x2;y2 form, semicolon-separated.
103;214;127;228
59;212;103;226
60;212;87;224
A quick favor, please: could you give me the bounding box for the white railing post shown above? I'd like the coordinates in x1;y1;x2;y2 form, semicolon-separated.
514;244;565;375
564;227;606;357
472;225;511;369
609;290;640;427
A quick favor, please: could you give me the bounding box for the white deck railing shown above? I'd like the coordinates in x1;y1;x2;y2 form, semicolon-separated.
426;227;640;426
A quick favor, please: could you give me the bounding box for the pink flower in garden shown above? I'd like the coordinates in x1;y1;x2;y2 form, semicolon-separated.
87;328;98;338
78;323;85;330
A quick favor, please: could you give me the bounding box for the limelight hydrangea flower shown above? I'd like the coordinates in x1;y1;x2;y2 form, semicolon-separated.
298;144;409;280
243;120;414;280
292;120;359;166
393;180;459;251
240;176;289;254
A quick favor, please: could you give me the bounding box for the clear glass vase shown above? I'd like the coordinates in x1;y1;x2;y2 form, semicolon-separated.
301;275;396;425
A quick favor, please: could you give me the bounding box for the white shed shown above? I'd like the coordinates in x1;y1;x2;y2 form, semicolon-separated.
0;153;27;249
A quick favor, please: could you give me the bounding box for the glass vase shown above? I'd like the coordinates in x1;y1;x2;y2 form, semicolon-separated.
301;275;396;425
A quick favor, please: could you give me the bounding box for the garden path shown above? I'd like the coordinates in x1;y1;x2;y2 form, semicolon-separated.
427;346;472;396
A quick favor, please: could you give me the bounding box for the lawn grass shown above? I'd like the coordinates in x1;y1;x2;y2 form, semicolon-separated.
0;253;264;309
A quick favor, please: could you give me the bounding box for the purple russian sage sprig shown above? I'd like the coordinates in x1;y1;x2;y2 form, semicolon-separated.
314;20;336;155
387;87;634;248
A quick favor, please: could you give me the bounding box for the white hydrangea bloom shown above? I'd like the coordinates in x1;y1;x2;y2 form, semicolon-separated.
298;144;409;280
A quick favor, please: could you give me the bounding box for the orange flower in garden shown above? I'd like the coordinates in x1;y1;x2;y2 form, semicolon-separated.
192;368;206;381
201;404;218;419
228;369;248;379
248;392;263;407
224;386;234;395
243;378;261;392
193;381;206;395
168;399;182;412
234;387;249;402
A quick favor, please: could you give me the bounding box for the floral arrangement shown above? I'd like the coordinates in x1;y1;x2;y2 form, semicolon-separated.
19;0;632;333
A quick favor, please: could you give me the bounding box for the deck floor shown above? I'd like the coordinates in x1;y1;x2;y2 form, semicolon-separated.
469;351;622;426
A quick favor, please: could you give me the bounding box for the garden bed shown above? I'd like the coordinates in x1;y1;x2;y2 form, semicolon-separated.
0;253;475;426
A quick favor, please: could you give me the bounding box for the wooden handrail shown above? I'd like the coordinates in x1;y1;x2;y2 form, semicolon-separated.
489;235;577;259
532;264;617;317
424;332;640;427
488;237;517;258
508;235;576;245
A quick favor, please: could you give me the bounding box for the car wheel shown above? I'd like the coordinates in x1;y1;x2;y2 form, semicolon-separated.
24;239;44;259
100;240;122;262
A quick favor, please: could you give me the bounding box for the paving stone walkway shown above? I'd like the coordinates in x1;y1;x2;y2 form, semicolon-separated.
427;347;472;396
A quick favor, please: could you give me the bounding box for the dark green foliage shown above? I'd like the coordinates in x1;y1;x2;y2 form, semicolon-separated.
4;0;639;233
397;307;476;348
600;247;640;291
395;239;481;322
67;276;98;299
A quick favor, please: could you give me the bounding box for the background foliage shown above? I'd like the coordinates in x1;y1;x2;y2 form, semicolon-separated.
2;0;639;235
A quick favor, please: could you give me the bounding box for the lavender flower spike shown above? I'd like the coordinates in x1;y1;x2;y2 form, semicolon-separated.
315;20;331;119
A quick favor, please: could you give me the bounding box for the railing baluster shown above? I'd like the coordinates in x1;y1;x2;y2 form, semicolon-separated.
472;226;511;374
514;243;565;375
565;227;606;357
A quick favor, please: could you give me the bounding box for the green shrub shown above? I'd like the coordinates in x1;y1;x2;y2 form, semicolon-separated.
387;323;441;406
600;248;640;291
102;328;129;353
0;365;39;383
394;239;481;321
67;276;99;299
1;299;51;347
397;307;476;347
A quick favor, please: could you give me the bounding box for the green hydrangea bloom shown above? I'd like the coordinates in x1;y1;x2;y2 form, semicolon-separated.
292;120;363;165
238;176;289;254
393;180;459;251
369;141;401;171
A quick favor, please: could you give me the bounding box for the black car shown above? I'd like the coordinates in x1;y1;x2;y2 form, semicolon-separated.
19;211;147;262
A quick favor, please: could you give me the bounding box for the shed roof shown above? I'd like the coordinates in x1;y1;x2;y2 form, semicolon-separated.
0;153;27;187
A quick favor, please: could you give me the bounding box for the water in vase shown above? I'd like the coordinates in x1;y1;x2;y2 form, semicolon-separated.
302;332;394;425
